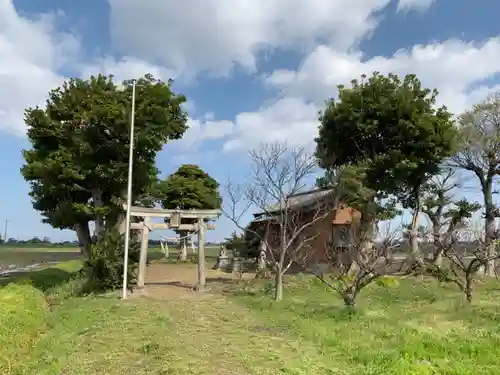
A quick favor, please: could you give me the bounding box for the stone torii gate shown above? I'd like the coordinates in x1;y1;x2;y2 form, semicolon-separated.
127;205;221;292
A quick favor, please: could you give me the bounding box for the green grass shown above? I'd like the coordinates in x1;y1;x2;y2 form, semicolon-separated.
0;260;83;288
0;247;83;272
229;275;500;374
0;283;49;372
0;246;80;252
1;263;500;374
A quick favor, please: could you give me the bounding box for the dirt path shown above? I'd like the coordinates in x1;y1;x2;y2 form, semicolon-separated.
119;262;333;374
135;262;253;300
131;263;323;374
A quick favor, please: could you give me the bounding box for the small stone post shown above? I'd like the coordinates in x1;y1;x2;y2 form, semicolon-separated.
178;232;188;261
190;233;196;253
137;218;151;289
231;247;245;274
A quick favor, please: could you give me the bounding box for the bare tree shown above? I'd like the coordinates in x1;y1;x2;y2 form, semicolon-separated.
224;142;333;301
428;221;500;302
419;168;459;266
451;92;500;276
299;222;400;307
420;195;480;272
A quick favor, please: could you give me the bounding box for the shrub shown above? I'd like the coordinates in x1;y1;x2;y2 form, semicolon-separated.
82;229;140;292
0;283;49;372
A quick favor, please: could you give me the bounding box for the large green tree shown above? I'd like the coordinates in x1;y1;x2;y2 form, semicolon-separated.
157;164;221;260
22;74;188;256
316;72;458;264
158;164;221;210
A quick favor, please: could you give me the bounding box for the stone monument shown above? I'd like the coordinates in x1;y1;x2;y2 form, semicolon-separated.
257;241;267;271
213;245;231;271
255;241;271;279
231;247;245;274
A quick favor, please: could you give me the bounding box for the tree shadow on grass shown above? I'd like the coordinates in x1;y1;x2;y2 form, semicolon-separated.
150;254;219;264
145;280;194;290
147;252;168;262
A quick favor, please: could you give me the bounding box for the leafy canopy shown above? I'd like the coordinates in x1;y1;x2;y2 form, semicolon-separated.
316;72;458;216
224;231;246;250
158;164;222;210
22;74;188;230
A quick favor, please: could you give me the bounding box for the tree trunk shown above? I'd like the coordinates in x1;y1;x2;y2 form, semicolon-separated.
347;259;360;275
342;291;357;307
91;188;105;240
274;268;283;301
410;229;422;265
431;221;443;266
434;252;443;267
118;187;128;235
350;213;375;276
74;222;92;258
274;216;287;302
465;275;473;303
106;188;127;235
106;209;126;235
410;191;424;267
485;211;496;276
484;178;495;277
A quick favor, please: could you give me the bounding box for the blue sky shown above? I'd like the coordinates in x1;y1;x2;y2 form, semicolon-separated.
0;0;499;242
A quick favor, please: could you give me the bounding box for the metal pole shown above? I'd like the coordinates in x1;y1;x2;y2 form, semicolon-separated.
3;220;8;244
122;81;136;300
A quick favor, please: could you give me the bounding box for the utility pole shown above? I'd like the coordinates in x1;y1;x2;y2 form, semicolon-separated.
122;80;137;300
3;219;8;245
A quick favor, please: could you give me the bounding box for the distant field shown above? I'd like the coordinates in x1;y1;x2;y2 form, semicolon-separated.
0;247;82;271
0;246;80;253
0;244;222;271
0;253;82;271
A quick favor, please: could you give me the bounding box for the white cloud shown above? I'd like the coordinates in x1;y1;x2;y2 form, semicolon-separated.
108;0;393;79
79;56;174;83
171;116;234;152
107;0;491;154
264;38;500;114
3;0;498;159
205;38;500;152
169;97;319;155
79;56;202;120
397;0;437;13
222;97;319;153
262;69;297;88
0;1;175;136
0;0;79;135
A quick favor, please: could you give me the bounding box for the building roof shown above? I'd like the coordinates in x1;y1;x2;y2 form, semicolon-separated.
253;188;334;218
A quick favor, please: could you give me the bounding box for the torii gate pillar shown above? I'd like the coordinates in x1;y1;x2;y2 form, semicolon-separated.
137;217;151;289
195;217;206;292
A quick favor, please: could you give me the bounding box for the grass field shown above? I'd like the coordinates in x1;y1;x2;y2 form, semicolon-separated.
0;247;83;271
1;258;500;374
0;245;221;271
